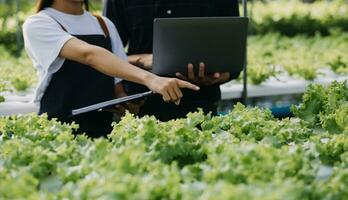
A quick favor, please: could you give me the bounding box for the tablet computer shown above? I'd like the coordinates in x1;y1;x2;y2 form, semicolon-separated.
71;91;153;116
152;17;248;76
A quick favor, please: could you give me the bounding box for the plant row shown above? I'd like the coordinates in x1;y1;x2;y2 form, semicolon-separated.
0;81;347;199
249;0;348;36
245;33;348;84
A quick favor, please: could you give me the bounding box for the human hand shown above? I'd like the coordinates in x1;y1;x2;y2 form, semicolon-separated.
145;76;200;105
128;54;153;70
104;83;144;116
112;101;144;116
176;62;230;86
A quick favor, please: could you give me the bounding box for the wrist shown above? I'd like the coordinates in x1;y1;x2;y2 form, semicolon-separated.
141;71;157;88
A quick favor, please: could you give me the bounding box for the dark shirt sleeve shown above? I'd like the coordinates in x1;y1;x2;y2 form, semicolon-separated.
103;0;129;47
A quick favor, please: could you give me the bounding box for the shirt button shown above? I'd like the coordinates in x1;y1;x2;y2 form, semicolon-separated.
167;10;172;15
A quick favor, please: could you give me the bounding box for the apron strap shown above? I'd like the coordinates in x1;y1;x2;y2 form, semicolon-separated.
93;14;110;38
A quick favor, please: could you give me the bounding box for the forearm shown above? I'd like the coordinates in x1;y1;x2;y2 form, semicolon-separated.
59;38;200;103
86;46;155;87
60;38;155;87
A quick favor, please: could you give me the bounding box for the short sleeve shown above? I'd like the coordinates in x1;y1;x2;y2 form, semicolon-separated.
23;14;74;74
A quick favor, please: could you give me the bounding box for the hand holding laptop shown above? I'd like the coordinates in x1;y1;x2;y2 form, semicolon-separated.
128;54;153;70
130;54;230;86
176;62;230;86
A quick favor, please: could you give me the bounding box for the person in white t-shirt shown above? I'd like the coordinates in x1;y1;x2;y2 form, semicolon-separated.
23;0;200;137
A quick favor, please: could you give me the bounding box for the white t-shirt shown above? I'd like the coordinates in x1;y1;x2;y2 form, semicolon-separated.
23;8;127;105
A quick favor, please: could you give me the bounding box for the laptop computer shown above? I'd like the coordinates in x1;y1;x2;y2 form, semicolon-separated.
152;17;248;76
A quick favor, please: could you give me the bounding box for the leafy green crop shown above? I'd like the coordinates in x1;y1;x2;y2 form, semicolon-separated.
0;81;348;199
328;56;348;74
246;33;348;83
0;47;36;92
249;0;348;36
292;80;348;133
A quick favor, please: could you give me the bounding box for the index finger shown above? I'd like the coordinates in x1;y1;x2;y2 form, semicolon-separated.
177;79;200;91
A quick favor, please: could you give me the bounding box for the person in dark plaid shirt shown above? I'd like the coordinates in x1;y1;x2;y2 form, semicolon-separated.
103;0;240;121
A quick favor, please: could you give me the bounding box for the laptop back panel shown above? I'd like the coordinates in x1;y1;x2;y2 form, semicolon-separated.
152;17;248;76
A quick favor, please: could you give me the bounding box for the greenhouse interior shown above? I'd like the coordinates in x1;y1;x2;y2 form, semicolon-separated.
0;0;348;199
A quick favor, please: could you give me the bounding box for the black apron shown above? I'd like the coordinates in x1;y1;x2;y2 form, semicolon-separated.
39;15;114;138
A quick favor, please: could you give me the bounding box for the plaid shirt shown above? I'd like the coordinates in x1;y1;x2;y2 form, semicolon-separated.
103;0;240;55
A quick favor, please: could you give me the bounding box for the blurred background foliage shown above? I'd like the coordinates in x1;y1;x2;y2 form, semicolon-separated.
0;0;347;92
0;0;347;55
0;0;103;55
